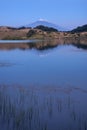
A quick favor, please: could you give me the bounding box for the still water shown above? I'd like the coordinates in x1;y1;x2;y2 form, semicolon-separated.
0;40;87;130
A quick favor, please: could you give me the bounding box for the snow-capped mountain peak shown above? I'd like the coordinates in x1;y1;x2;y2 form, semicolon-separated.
25;20;67;31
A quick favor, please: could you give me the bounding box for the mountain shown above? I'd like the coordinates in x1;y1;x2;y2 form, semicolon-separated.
71;24;87;33
25;20;66;31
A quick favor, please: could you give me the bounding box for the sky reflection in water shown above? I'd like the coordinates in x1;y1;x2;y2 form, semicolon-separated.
0;43;87;88
0;42;87;130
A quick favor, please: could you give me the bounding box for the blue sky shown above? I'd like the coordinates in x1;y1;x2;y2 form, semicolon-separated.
0;0;87;29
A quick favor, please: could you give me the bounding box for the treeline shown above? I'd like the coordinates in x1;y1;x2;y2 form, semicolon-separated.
34;25;58;32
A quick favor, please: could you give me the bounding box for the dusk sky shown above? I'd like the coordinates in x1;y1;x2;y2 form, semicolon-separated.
0;0;87;29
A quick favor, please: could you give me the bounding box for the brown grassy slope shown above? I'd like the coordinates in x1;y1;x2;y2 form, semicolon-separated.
0;26;30;39
0;26;87;44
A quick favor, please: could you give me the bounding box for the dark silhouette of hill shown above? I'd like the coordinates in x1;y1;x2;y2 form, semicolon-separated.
34;25;58;32
71;24;87;33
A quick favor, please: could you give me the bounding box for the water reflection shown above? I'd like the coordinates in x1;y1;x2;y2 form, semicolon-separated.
0;40;87;130
0;84;87;130
0;62;15;67
73;43;87;50
0;40;59;50
0;39;87;50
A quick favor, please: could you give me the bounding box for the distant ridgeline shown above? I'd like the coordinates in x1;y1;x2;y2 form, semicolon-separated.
34;25;58;32
71;24;87;33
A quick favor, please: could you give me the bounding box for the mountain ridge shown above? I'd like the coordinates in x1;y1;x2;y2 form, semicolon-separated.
25;20;66;31
71;24;87;33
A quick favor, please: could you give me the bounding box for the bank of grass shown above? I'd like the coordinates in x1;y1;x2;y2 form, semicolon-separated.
2;36;26;40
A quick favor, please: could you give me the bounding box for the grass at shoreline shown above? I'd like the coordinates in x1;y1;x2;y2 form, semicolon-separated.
0;84;87;130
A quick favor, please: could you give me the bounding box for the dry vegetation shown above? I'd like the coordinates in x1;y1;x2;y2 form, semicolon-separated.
0;26;87;45
0;26;30;39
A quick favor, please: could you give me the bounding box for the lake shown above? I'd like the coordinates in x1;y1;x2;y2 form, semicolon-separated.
0;40;87;130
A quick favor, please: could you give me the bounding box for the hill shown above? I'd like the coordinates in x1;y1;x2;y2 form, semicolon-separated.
71;24;87;33
34;25;58;32
0;25;87;45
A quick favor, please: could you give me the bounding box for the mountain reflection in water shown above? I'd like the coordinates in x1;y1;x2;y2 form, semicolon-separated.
0;39;87;50
0;40;87;130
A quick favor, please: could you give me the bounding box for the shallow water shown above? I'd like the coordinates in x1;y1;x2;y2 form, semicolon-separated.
0;40;87;130
0;39;39;43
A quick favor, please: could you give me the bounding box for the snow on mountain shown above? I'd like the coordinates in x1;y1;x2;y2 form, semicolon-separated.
25;20;66;31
